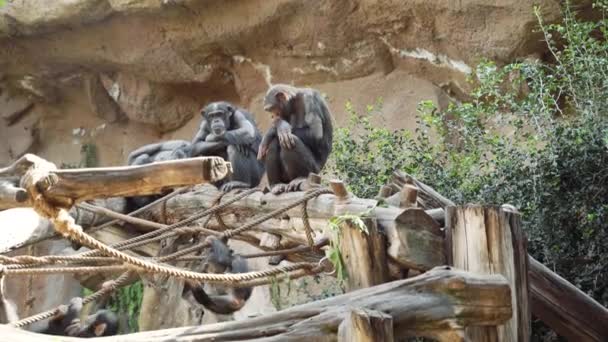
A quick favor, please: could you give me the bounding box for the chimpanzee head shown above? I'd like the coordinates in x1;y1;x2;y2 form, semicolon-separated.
263;84;298;119
67;310;118;337
201;102;235;136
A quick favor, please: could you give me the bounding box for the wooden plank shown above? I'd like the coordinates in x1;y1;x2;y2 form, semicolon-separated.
0;267;512;341
338;308;394;342
0;154;231;208
447;205;529;342
338;217;389;291
529;256;608;341
150;184;445;271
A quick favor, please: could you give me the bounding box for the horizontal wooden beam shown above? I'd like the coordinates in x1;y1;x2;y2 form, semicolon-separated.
0;154;232;208
145;184;445;271
0;267;512;341
529;256;608;341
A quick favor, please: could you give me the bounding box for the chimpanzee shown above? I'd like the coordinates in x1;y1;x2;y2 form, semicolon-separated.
191;101;264;192
258;84;333;194
182;236;252;314
29;297;118;337
125;140;192;208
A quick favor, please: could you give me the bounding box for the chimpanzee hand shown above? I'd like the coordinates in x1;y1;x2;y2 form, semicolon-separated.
276;120;296;150
257;143;268;160
205;133;223;142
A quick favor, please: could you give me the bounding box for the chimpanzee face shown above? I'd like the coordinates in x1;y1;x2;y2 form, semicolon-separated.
201;102;234;136
263;92;289;119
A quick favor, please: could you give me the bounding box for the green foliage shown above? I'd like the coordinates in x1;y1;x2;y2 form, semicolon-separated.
329;1;608;340
107;281;144;333
325;211;372;286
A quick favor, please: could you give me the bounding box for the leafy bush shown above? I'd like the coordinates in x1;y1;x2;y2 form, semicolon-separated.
328;1;608;340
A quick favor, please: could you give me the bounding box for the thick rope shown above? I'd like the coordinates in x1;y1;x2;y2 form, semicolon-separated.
221;188;333;239
174;237;330;261
301;200;316;248
22;166;331;285
76;188;256;258
8;187;189;252
4;265;128;275
11;271;133;328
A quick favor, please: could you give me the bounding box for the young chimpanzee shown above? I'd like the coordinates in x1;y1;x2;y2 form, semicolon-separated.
125;139;192;209
182;236;252;314
30;297;118;337
258;84;334;194
191;101;265;192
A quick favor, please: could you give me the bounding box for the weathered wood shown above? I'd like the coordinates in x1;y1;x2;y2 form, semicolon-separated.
395;175;608;339
529;256;608;341
330;180;349;199
399;184;418;208
0;154;231;208
0;197;126;254
338;308;394;342
447;205;530;342
391;171;454;210
0;181;28;210
338;217;389;291
151;184;444;271
0;267;512;341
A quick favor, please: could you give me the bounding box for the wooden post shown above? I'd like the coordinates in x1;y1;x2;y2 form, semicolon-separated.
338;217;389;291
330;180;349;200
338;308;394;342
447;205;529;342
399;184;418;208
0;181;28;210
529;256;608;341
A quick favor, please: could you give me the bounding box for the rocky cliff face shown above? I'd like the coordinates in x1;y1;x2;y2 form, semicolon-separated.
0;0;568;166
0;0;576;331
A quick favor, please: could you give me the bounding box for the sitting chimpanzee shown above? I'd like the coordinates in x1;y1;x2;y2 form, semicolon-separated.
125;140;192;208
258;84;334;194
182;236;252;314
29;297;118;337
191;101;264;192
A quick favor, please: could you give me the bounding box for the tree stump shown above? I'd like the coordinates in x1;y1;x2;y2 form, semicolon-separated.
447;205;530;342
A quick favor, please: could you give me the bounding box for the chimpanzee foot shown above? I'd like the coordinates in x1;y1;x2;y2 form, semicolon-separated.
270;183;288;195
220;181;250;192
286;178;307;192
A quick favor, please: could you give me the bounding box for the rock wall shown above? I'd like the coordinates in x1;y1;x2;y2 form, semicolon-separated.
0;0;582;332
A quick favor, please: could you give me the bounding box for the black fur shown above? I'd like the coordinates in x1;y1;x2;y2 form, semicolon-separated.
259;84;334;194
183;236;252;315
125;140;192;209
191;101;264;191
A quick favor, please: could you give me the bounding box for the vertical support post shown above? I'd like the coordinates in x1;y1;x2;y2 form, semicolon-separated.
338;217;389;292
446;205;530;342
338;308;394;342
399;184;418;208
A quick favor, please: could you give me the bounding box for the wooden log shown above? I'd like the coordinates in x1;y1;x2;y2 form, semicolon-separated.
330;179;349;199
447;205;530;342
150;184;444;271
529;256;608;341
391;171;454;210
381;173;608;340
0;267;512;341
338;217;389;291
399;184;418;208
0;154;231;208
0;180;28;210
338;308;394;342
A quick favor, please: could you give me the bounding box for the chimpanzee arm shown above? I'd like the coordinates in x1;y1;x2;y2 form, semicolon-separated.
301;90;333;166
223;110;257;146
127;142;163;165
191;120;227;156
